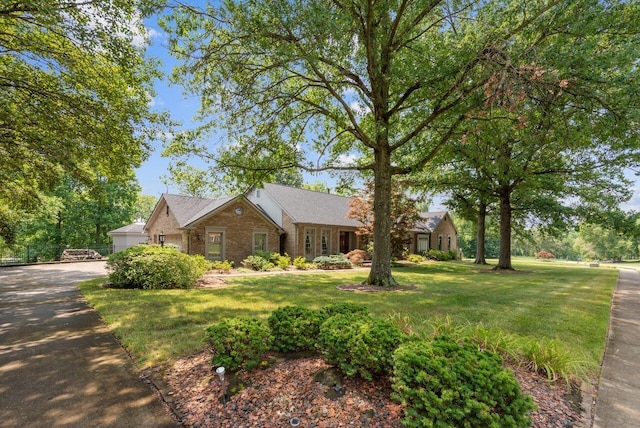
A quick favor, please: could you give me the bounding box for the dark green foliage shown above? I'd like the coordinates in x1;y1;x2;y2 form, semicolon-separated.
204;317;273;371
320;302;370;317
106;245;210;289
392;336;536;428
425;249;457;261
318;312;406;381
268;306;327;352
312;254;353;269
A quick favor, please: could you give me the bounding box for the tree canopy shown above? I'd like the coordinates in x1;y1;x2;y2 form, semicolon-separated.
162;0;640;284
0;0;166;241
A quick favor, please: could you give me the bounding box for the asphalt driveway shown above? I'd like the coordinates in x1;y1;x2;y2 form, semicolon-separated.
0;262;176;427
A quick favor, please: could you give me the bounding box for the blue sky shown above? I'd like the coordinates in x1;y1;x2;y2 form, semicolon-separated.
137;12;639;213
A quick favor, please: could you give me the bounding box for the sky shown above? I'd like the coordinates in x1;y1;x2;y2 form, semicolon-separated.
136;10;640;213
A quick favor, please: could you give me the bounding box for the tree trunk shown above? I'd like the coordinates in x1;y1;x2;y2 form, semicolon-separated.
474;202;488;264
365;147;398;287
495;191;514;270
96;224;102;245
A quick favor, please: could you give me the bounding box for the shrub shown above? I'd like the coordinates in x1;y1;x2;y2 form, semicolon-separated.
242;254;274;271
106;244;209;289
313;254;352;270
392;336;535;428
406;253;424;264
344;249;371;265
210;260;233;273
274;253;292;269
318;313;406;381
426;249;455;261
293;256;315;270
204;317;273;371
268;306;327;352
536;250;555;259
320;302;369;317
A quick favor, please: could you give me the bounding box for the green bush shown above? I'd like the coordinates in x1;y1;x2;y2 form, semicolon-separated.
274;253;292;269
392;336;535;428
210;260;233;273
406;253;424;264
268;306;327;353
293;256;314;270
320;302;370;317
312;254;352;270
318;313;406;381
106;244;209;289
426;249;455;261
242;254;274;271
204;317;273;371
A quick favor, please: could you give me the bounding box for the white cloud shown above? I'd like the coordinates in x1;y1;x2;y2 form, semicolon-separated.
337;153;358;166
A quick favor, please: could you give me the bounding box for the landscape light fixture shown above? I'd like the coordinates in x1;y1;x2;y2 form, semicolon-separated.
216;366;225;383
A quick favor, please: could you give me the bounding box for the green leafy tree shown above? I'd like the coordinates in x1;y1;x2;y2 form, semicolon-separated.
161;0;640;285
0;0;166;241
19;175;140;249
133;194;159;223
347;179;423;258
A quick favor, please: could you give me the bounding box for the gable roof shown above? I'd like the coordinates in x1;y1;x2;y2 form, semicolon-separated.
107;222;146;235
414;211;455;234
161;193;220;227
259;183;361;227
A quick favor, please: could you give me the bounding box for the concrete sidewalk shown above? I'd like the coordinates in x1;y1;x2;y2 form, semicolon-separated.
0;262;176;427
593;268;640;427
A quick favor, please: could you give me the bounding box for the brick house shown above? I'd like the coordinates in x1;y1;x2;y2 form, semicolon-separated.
410;211;458;254
142;183;456;264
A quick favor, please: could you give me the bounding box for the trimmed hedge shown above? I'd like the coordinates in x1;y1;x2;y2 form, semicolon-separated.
106;244;209;289
392;336;535;427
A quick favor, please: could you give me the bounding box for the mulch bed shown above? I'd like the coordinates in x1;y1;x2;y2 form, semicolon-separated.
162;351;585;428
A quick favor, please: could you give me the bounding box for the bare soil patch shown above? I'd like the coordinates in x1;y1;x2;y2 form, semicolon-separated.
163;351;584;428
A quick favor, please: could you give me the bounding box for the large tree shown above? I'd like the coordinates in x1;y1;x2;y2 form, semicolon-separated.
0;0;166;242
162;0;639;285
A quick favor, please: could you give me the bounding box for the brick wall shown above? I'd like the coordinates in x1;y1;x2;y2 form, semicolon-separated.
146;199;183;247
190;201;281;266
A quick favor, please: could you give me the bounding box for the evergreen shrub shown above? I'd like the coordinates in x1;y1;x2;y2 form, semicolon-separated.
392;336;535;428
320;302;369;317
106;244;209;289
204;317;273;371
318;312;406;381
312;254;352;269
268;305;326;352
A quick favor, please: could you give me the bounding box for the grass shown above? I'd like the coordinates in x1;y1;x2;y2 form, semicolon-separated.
79;258;617;379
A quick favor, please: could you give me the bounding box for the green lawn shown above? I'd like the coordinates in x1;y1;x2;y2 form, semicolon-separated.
79;258;617;377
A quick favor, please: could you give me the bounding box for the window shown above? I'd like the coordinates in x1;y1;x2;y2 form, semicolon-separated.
438;235;443;250
417;234;429;253
447;235;451;250
321;229;331;256
304;228;316;260
207;230;224;261
253;231;268;253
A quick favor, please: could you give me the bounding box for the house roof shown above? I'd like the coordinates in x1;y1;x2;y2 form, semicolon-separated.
107;222;146;235
260;183;361;227
413;211;449;233
159;194;230;228
183;195;236;226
